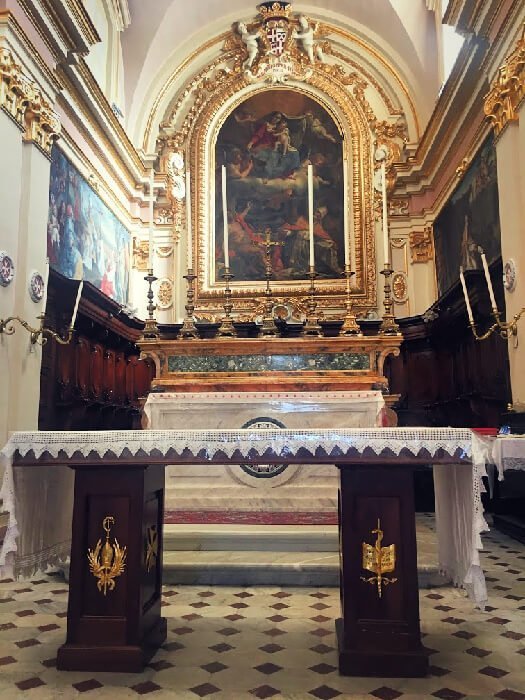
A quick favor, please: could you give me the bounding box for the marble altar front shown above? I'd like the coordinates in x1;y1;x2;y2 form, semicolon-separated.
143;390;385;524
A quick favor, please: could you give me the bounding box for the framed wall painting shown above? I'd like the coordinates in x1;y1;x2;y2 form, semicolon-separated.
433;135;501;297
47;146;131;305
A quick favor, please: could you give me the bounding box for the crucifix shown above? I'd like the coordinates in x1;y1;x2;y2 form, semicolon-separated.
252;228;284;336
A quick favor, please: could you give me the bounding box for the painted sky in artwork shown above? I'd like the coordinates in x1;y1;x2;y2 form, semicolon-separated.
47;146;130;304
214;90;344;283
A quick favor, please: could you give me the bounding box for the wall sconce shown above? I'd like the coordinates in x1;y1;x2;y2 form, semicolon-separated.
459;253;524;342
0;313;75;345
0;280;83;346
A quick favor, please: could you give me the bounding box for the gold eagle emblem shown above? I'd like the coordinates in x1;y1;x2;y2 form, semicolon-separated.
87;516;127;596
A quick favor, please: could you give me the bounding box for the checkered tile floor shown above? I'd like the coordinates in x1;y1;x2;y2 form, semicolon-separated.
0;520;524;699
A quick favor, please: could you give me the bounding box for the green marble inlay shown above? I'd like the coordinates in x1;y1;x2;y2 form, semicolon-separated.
167;353;369;373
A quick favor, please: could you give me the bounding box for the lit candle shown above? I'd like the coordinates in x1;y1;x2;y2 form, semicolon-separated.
41;258;49;311
186;171;192;270
480;248;498;311
308;163;314;268
222;165;229;267
148;169;154;269
381;160;389;264
342;159;350;267
70;280;83;329
459;267;474;325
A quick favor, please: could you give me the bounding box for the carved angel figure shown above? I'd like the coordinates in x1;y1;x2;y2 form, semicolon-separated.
293;15;323;64
238;22;259;70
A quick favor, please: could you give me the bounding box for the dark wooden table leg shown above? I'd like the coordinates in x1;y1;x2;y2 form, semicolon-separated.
57;464;166;673
336;464;428;677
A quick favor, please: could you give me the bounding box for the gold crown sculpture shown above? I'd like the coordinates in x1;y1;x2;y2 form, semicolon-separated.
258;2;292;20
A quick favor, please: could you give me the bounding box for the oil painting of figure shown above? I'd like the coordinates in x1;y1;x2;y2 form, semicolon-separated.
433;136;501;296
47;146;130;305
215;91;344;283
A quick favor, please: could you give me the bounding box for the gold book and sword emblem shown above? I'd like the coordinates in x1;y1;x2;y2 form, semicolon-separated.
87;516;127;596
360;518;397;598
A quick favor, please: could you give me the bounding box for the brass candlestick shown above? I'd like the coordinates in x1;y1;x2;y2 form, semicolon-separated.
253;228;284;337
303;266;321;336
341;264;362;335
180;269;199;339
379;263;400;336
142;269;160;339
218;267;237;337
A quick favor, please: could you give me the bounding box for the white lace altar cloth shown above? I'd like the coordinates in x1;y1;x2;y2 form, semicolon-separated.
492;435;525;475
0;427;492;607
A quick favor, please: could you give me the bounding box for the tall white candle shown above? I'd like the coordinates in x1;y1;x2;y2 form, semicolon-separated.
186;171;192;270
70;280;83;329
148;169;154;269
459;267;474;325
41;258;49;311
343;159;350;267
222;165;229;267
381;161;389;264
480;249;498;311
308;164;314;268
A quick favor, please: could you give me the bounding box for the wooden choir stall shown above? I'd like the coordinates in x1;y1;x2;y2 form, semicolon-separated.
1;427;487;678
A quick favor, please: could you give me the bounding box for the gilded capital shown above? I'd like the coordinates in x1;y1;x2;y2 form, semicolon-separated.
0;47;60;154
484;24;525;136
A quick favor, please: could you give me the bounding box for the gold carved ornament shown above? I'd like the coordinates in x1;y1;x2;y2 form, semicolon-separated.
409;228;434;263
87;516;127;596
145;525;158;573
484;23;525;137
132;238;150;271
360;519;397;598
0;48;60;155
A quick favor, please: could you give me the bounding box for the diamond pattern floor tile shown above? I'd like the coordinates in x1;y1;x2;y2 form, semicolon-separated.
0;515;522;698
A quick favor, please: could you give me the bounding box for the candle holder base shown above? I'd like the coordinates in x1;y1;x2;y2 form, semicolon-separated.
341;266;362;336
181;270;199;340
143;317;160;339
142;271;160;340
380;265;401;336
303;268;321;336
218;268;237;338
260;312;278;337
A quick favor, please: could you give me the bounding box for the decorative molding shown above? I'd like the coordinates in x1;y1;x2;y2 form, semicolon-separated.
484;23;525;137
455;157;470;179
155;208;174;226
132;238;149;271
392;271;408;304
156;278;173;309
389;198;410;217
409;228;434;263
156;246;174;258
0;47;60;155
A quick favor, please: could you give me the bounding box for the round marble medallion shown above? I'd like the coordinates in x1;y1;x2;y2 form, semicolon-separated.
0;251;15;287
239;417;288;478
503;259;516;293
28;271;45;303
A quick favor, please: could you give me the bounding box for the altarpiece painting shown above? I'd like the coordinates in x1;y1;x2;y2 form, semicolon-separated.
214;90;345;285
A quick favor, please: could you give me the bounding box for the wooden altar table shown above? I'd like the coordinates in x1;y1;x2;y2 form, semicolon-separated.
0;428;485;677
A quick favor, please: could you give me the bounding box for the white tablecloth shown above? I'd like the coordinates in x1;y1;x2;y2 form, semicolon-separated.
0;428;492;607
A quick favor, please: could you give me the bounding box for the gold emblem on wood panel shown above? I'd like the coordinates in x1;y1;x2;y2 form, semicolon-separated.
145;525;159;573
87;516;127;596
360;519;397;598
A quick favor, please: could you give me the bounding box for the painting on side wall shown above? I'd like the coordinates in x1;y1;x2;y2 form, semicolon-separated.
47;145;130;305
433;135;501;297
214;90;344;284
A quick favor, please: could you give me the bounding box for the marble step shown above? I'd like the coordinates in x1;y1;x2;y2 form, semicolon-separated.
162;550;448;588
164;524;338;552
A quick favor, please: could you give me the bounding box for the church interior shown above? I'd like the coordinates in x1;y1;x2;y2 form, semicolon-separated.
0;0;525;697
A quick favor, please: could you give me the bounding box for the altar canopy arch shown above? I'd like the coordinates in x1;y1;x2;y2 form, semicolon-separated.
215;90;345;284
